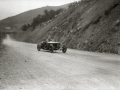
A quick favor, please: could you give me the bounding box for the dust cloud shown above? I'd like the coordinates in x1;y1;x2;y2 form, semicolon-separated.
2;34;15;45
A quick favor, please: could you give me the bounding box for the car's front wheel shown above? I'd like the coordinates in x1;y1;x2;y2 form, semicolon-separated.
62;45;67;53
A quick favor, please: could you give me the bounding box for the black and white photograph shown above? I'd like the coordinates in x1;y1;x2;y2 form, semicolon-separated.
0;0;120;90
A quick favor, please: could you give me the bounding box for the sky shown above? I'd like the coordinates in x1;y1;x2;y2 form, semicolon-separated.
0;0;78;20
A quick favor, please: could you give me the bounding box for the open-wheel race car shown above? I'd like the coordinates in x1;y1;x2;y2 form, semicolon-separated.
37;41;67;53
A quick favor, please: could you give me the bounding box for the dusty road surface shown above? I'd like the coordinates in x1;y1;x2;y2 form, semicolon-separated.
0;35;120;90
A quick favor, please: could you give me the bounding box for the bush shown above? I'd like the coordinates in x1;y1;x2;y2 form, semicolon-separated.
21;24;30;31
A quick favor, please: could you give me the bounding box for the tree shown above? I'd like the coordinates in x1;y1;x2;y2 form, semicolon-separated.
30;8;64;30
21;25;27;31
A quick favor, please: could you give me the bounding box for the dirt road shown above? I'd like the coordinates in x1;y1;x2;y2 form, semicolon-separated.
0;35;120;90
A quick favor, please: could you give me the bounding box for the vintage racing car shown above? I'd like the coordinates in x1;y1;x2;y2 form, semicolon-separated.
37;41;67;53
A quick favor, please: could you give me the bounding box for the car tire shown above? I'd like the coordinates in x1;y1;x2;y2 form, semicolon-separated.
62;45;67;53
49;44;54;53
37;44;41;51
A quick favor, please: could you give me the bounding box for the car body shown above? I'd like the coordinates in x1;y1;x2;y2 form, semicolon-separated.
37;41;67;53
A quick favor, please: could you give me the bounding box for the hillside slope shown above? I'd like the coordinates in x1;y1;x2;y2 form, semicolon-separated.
0;5;68;31
16;0;120;54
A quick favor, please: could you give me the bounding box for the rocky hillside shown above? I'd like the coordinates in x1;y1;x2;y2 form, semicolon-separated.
16;0;120;54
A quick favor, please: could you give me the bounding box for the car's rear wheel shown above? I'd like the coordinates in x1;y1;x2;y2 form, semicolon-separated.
37;44;41;51
49;44;54;53
62;45;67;53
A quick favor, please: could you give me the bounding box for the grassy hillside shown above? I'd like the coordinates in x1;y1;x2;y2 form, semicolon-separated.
0;5;68;31
16;0;120;54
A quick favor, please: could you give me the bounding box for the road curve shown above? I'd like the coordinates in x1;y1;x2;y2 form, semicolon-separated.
0;35;120;90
